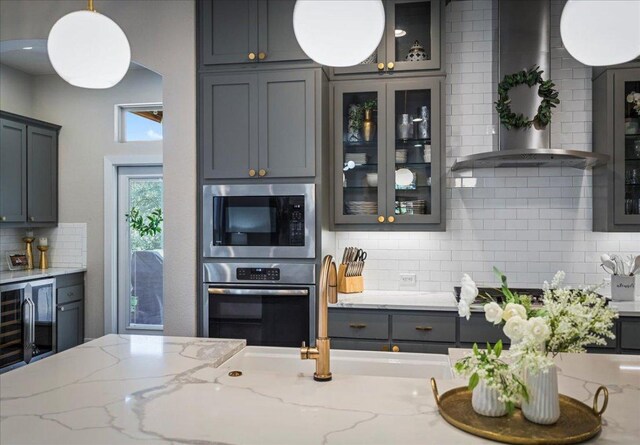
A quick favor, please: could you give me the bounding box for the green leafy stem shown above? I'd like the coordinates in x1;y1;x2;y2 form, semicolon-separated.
126;207;163;237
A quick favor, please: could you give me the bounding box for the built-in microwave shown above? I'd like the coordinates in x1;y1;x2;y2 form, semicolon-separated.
203;184;315;259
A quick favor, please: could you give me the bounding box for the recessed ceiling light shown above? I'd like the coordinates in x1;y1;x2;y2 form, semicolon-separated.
22;47;33;50
395;29;406;38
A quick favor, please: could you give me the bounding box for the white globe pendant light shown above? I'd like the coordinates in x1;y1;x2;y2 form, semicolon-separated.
293;0;385;67
560;0;640;67
48;0;131;89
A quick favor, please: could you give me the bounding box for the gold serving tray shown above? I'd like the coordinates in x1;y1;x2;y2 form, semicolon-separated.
431;378;608;445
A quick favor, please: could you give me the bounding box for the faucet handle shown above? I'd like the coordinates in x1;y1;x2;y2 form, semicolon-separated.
300;341;309;359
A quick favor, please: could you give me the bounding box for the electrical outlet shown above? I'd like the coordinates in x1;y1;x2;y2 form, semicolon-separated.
400;273;416;287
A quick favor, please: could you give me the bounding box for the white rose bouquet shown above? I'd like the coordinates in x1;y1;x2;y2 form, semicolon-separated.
455;268;618;409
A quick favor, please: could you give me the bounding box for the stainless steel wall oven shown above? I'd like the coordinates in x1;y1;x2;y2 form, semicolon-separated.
203;184;315;259
202;263;315;346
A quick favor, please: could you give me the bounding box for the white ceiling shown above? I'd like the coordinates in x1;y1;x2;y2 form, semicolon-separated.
0;39;146;76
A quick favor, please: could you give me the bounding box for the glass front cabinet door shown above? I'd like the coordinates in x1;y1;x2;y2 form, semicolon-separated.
333;78;443;230
333;0;442;76
618;70;640;225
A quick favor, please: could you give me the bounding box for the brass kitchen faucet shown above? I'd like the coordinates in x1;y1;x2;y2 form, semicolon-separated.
300;255;338;381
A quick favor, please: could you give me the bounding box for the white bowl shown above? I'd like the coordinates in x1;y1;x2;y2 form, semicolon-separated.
366;173;378;187
395;168;414;186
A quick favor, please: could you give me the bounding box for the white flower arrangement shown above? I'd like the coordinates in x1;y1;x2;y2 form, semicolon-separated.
455;268;618;410
627;91;640;115
454;341;528;414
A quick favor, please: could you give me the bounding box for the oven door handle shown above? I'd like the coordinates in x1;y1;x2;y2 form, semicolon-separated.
208;288;309;296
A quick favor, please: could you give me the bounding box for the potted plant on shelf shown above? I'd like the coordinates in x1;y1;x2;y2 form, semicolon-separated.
455;269;617;425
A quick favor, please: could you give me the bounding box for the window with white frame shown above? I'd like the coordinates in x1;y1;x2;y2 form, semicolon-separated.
116;104;163;142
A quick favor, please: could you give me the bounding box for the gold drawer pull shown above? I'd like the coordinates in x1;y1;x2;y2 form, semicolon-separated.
387;62;395;70
248;52;256;60
377;62;384;70
415;326;433;331
387;216;395;223
349;323;367;329
258;52;266;60
258;169;267;177
249;169;256;177
392;345;400;352
377;215;385;223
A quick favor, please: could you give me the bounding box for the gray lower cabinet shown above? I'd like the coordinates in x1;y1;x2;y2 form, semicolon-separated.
56;273;85;352
57;300;84;352
0;118;27;223
199;0;307;66
201;70;316;179
329;308;639;354
0;111;60;227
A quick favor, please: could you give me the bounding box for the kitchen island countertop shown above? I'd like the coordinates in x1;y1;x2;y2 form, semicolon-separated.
1;334;639;444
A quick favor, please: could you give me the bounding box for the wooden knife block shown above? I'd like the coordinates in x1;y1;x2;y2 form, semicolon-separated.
337;264;364;294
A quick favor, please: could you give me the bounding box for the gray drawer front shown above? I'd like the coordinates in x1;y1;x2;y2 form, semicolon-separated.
331;338;389;352
329;311;388;340
391;314;456;343
621;320;640;350
392;341;454;355
460;316;510;345
56;273;84;288
57;284;83;304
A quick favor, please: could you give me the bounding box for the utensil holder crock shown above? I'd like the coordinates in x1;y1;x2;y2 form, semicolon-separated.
611;275;636;301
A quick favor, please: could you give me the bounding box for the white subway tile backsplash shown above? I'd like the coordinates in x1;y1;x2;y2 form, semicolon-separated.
334;0;640;292
0;223;87;271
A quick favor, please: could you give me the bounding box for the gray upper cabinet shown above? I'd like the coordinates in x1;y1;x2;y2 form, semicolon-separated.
0;118;27;223
258;70;315;178
332;77;444;230
27;126;58;223
257;0;308;63
593;66;640;231
0;111;59;227
201;73;258;179
201;70;316;180
199;0;308;66
334;0;442;76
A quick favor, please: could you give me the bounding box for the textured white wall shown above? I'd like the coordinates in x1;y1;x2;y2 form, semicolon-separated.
0;63;34;116
0;0;196;336
335;0;640;292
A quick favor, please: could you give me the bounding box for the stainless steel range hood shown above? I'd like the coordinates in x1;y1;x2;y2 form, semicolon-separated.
451;0;608;171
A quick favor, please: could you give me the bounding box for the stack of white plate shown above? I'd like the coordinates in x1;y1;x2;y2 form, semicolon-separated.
345;153;367;165
345;201;378;215
395;149;408;163
395;199;427;215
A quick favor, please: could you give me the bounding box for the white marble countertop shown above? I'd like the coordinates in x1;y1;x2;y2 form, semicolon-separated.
332;290;458;311
2;334;639;444
0;267;86;285
331;289;640;316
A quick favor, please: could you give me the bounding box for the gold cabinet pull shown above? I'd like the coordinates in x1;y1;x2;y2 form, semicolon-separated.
349;323;367;329
387;216;395;223
248;52;256;60
387;62;395;70
258;52;266;60
258;169;267;177
377;215;385;223
249;169;256;177
392;345;400;352
377;62;384;70
415;326;433;331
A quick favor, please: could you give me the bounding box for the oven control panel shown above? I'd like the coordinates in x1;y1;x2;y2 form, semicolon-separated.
236;267;280;281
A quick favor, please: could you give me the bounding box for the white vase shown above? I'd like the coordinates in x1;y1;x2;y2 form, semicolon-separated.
522;364;560;425
472;380;508;417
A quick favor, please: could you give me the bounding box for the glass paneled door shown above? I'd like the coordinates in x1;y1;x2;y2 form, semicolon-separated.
334;82;387;224
117;166;163;334
386;78;441;224
616;70;640;224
